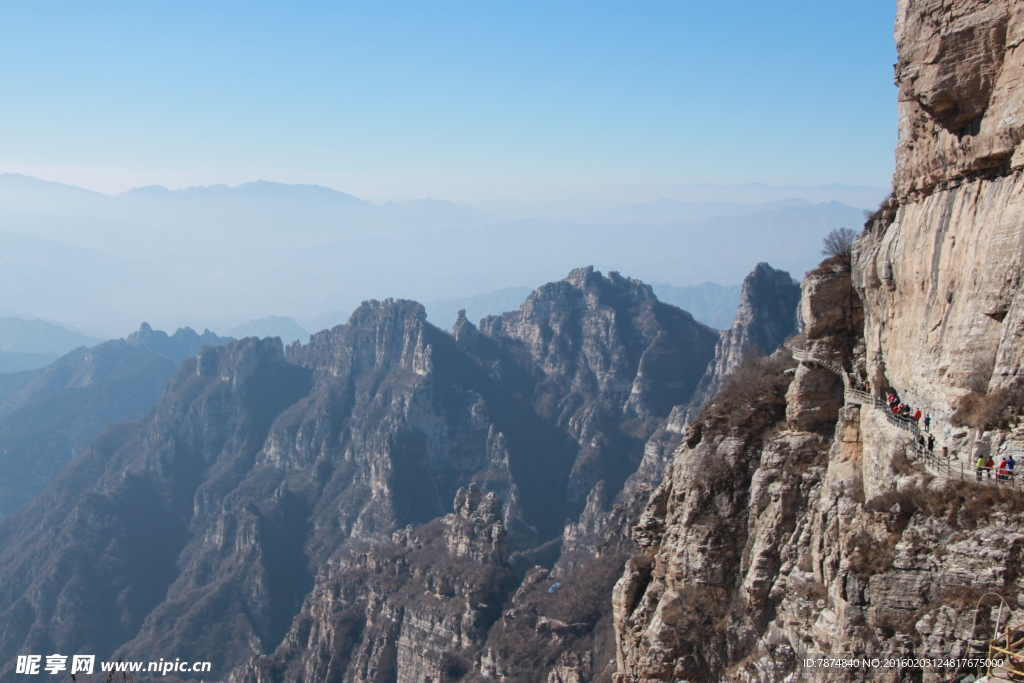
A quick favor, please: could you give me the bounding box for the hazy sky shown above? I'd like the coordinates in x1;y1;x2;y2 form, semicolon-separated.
0;1;897;200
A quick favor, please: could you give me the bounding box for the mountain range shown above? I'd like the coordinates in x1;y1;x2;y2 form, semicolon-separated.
0;174;869;337
0;264;798;681
0;323;229;516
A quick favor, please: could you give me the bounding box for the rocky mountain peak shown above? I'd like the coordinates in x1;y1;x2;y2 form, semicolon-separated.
451;307;480;346
686;261;801;412
452;482;501;523
293;297;432;377
127;321;230;362
444;484;506;561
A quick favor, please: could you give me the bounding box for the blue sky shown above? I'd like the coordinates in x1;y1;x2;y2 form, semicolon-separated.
0;1;897;200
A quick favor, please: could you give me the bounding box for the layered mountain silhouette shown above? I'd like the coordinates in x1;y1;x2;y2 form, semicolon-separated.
0;173;864;337
0;266;796;682
0;317;104;372
0;324;229;516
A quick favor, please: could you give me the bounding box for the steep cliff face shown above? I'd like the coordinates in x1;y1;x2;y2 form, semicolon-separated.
611;249;1024;683
891;0;1024;198
691;262;801;408
0;269;721;682
232;485;515;683
859;0;1024;414
612;3;1024;679
611;266;846;682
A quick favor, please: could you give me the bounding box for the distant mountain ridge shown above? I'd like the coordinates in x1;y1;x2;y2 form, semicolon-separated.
0;323;230;516
0;317;106;372
227;316;310;345
0;316;104;354
651;281;742;330
0;173;871;337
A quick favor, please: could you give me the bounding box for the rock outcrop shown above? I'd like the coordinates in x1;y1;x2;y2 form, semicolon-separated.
231;485;515;683
612;2;1024;680
0;268;720;682
891;0;1024;198
690;262;801;409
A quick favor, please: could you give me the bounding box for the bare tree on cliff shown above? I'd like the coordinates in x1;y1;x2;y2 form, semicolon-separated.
821;227;856;260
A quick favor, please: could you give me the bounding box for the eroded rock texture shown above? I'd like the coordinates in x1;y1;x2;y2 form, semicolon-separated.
0;268;721;682
862;0;1024;414
690;262;801;411
612;3;1024;680
611;258;1024;683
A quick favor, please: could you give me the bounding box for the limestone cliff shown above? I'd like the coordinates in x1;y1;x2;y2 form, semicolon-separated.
611;2;1024;680
611;245;1024;683
0;268;719;682
231;485;515;683
861;0;1024;412
689;262;801;411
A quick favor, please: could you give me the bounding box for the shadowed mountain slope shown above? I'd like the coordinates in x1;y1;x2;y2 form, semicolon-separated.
0;324;230;516
0;268;718;681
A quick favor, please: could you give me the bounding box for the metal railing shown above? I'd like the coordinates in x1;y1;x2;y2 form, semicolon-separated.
787;345;852;391
844;388;873;405
988;622;1024;680
786;345;1023;491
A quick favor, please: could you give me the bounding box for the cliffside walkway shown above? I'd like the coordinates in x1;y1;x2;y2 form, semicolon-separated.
985;621;1024;680
785;345;1023;491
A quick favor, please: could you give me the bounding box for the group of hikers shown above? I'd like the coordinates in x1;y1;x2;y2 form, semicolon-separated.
882;386;1018;484
848;377;1023;486
885;389;931;430
976;453;1017;482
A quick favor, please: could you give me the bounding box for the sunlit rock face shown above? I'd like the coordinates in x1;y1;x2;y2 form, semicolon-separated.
860;0;1024;415
0;268;725;682
612;2;1024;681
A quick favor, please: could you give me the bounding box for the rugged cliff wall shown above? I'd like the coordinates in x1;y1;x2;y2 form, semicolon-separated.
612;2;1024;680
859;0;1024;413
689;262;801;409
0;268;724;682
612;250;1024;683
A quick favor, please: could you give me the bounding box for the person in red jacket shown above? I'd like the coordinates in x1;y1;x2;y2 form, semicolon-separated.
998;458;1010;482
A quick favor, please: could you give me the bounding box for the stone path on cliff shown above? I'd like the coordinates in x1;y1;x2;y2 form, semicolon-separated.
786;345;1023;491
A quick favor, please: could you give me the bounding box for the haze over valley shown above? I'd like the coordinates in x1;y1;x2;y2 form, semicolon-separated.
0;173;879;338
12;2;1019;682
